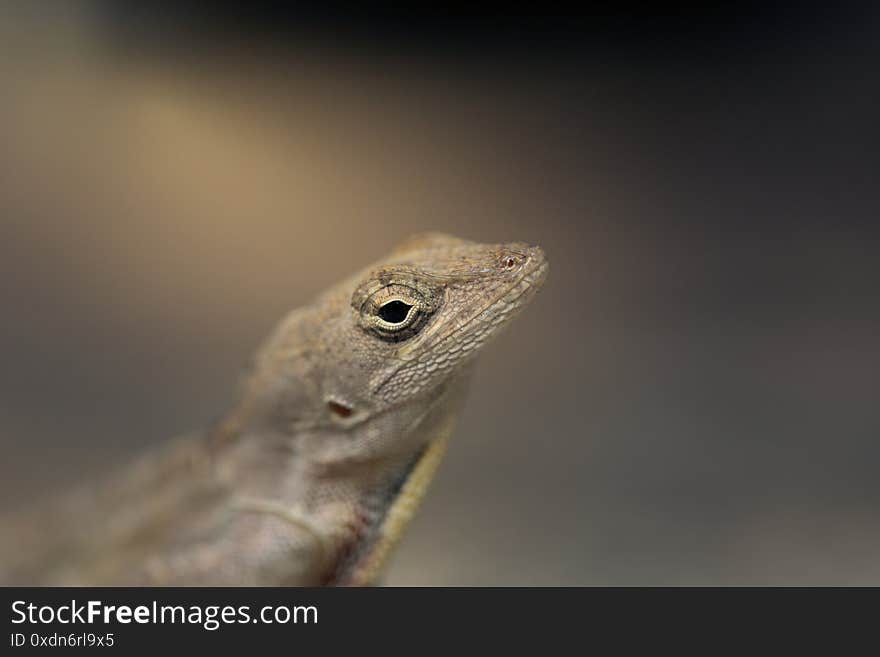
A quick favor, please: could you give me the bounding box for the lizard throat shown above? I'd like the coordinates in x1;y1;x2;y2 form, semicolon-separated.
324;433;451;586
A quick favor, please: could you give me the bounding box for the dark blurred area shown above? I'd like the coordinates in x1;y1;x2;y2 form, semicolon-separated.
1;3;878;584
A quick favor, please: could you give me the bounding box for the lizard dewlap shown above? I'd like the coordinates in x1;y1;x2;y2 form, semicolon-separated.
0;233;548;586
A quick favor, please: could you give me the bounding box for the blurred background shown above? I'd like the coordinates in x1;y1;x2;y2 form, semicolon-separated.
1;3;878;584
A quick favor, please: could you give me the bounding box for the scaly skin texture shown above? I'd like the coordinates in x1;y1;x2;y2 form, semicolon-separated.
0;233;548;585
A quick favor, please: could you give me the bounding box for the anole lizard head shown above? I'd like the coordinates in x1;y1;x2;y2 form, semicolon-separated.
251;232;547;431
224;233;547;583
352;232;548;404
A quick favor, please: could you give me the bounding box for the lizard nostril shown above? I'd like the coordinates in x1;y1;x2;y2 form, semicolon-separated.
500;254;524;270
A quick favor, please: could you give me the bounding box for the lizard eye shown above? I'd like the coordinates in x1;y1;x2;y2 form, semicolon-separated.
354;282;439;342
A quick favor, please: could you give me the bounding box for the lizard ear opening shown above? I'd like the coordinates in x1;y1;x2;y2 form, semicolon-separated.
327;400;353;419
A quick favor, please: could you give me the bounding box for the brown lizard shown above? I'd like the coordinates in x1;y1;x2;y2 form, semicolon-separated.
0;233;547;585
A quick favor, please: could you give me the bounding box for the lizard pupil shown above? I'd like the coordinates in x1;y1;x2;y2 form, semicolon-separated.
378;300;412;324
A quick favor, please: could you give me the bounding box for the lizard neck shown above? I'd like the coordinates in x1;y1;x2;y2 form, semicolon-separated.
315;371;471;585
326;426;453;586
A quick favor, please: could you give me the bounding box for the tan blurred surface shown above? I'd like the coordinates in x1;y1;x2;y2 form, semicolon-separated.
2;5;879;584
